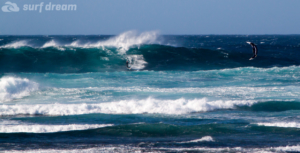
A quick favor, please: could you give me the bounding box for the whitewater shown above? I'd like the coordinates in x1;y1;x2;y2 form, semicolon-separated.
1;31;300;152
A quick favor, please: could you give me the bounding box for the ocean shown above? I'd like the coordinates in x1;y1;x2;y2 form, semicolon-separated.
1;31;300;152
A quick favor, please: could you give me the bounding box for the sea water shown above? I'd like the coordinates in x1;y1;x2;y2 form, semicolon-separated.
1;31;300;152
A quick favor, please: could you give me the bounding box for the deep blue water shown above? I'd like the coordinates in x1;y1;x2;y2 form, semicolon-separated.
1;31;300;152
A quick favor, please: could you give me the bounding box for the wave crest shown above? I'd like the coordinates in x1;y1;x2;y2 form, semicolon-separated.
0;31;159;53
75;31;159;54
39;31;159;54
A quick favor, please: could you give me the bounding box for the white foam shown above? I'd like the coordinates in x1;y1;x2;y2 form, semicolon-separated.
0;120;112;133
127;55;147;70
1;40;30;48
87;86;292;99
0;97;255;116
178;136;214;143
0;77;38;102
256;122;300;128
5;147;136;153
274;145;300;152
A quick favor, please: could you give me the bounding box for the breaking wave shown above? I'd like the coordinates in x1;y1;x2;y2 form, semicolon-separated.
1;31;300;73
71;30;159;54
0;97;256;116
1;31;160;54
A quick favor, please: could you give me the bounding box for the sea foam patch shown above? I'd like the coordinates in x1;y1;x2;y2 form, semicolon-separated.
0;97;255;116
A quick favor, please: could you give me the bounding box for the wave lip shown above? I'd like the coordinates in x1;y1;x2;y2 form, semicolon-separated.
0;97;255;116
0;77;38;102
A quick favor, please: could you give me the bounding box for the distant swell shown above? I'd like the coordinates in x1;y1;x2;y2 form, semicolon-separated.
0;120;113;133
178;136;214;143
238;101;300;112
1;44;300;73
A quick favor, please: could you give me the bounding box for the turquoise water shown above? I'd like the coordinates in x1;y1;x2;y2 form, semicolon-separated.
1;32;300;152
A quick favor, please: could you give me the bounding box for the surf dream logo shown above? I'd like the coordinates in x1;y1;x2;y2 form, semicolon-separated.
23;2;77;13
2;1;76;13
2;1;19;12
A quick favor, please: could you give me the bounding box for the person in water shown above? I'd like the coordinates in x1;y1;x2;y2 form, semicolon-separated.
247;42;258;60
126;60;131;69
